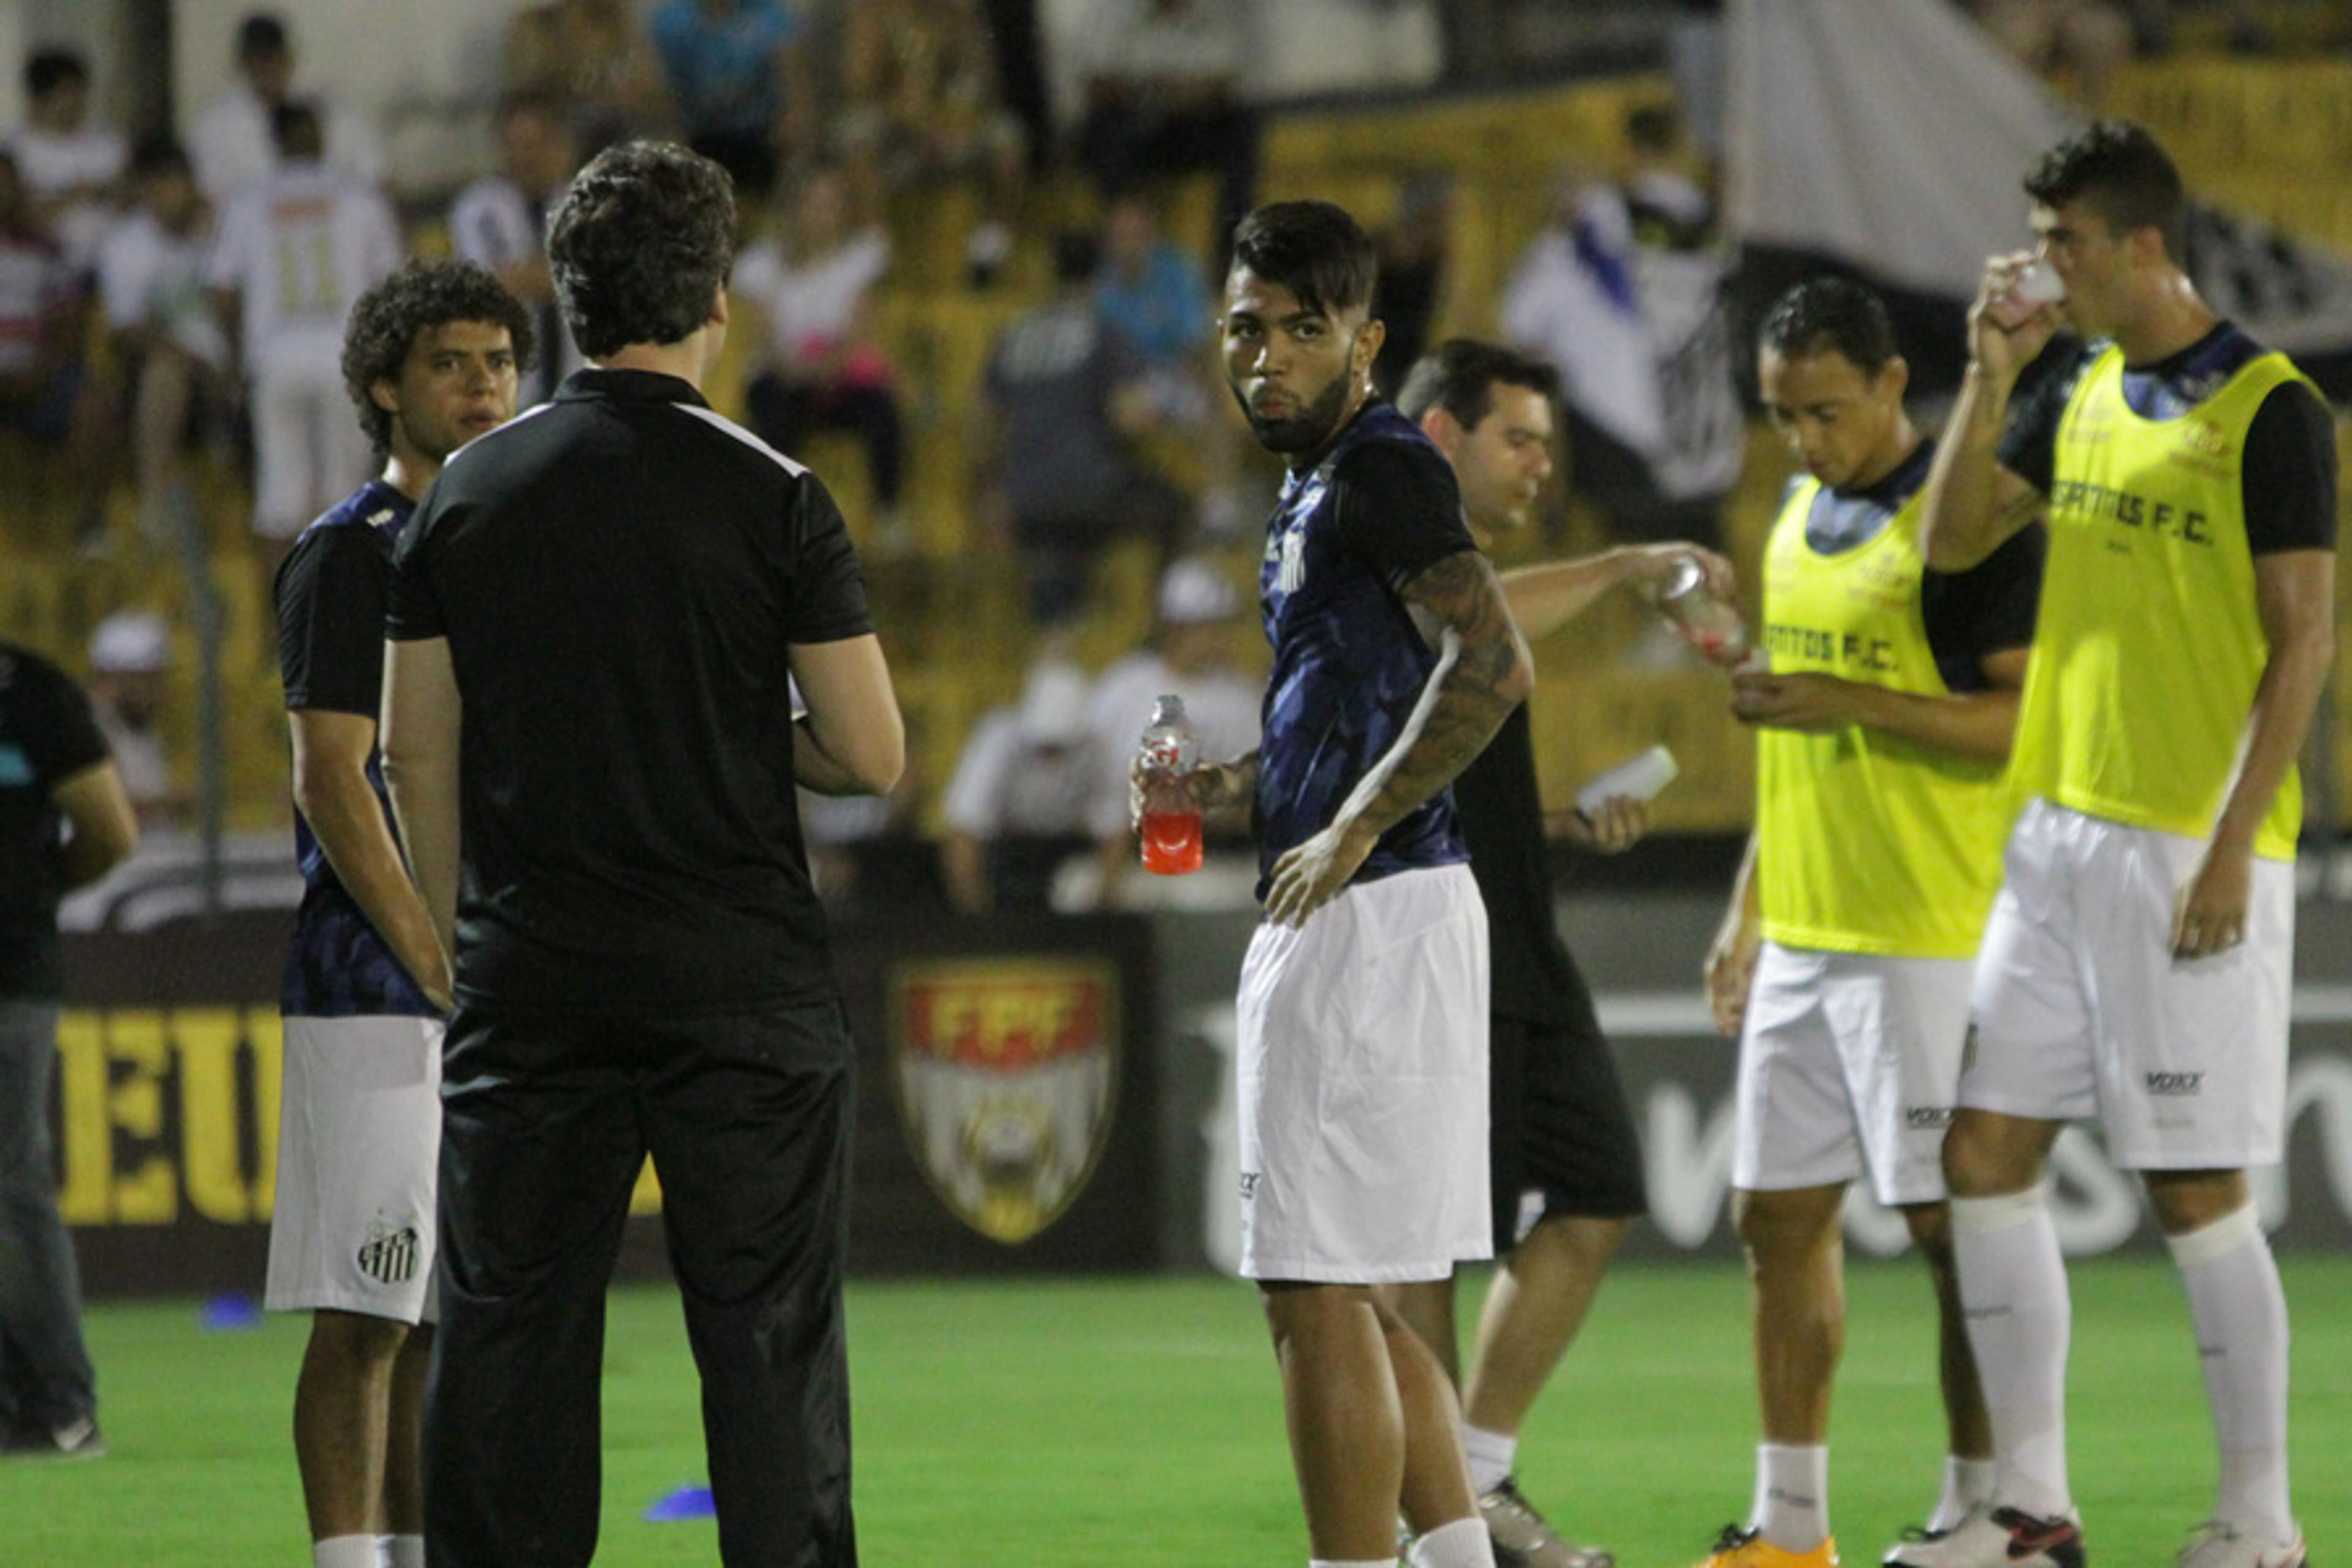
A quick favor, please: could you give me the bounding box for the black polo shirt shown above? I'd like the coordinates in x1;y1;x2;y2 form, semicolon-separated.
387;368;873;1017
0;644;110;1000
1453;704;1596;1028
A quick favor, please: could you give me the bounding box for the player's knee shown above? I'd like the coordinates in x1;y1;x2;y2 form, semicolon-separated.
310;1309;412;1366
1730;1186;1838;1261
1939;1109;2036;1197
2142;1168;2250;1236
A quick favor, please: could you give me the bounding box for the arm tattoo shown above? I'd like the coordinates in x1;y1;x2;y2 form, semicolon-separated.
1333;549;1532;838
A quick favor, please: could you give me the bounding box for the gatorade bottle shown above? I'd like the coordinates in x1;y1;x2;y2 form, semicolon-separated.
1659;557;1752;666
1137;694;1203;875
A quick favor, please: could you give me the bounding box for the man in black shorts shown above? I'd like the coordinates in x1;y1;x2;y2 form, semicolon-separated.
382;141;903;1567
1391;339;1728;1567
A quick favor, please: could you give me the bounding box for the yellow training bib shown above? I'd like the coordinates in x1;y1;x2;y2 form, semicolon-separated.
1756;473;2015;958
2012;344;2307;860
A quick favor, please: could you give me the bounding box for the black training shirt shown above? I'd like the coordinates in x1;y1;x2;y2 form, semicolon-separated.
1999;323;2338;555
0;644;110;998
387;368;874;1016
1453;704;1598;1027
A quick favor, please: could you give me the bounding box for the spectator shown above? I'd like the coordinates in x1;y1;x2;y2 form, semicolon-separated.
1968;0;2136;107
736;165;907;548
1083;557;1261;907
1093;192;1242;531
836;0;1028;287
1064;0;1259;254
187;12;385;203
941;654;1099;914
450;93;583;406
1500;103;1744;552
503;0;674;154
977;232;1191;627
9;48;126;276
649;0;814;198
97;136;227;542
0;640;136;1461
85;611;181;831
0;149;115;549
206;104;403;573
1371;171;1454;396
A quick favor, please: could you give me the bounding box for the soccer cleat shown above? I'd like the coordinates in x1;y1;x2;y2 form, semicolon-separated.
0;1414;105;1460
1478;1476;1615;1567
2174;1520;2305;1568
1692;1523;1839;1568
1882;1508;1983;1567
1907;1506;2085;1568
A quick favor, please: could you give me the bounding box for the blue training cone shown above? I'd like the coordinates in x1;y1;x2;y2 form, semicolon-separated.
198;1292;263;1332
644;1485;716;1522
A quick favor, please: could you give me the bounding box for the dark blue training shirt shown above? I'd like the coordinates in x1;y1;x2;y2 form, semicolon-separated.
274;479;437;1020
1255;399;1478;901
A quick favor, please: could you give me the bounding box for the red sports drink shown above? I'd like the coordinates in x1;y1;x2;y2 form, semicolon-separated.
1137;694;1202;875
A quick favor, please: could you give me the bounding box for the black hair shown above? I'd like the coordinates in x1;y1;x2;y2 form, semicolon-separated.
342;260;537;454
26;48;88;100
1228;200;1378;321
271;100;322;160
238;12;289;59
2024;119;2187;260
547;140;736;358
1757;276;1901;376
129;134;192;182
1395;338;1561;429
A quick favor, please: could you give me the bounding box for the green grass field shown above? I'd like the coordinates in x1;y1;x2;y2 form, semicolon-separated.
7;1256;2345;1566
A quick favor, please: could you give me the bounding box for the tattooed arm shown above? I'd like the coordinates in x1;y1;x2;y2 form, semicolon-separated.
1262;548;1534;925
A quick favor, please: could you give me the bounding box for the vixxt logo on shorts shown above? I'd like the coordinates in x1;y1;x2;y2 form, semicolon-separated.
356;1213;423;1286
2145;1071;2206;1097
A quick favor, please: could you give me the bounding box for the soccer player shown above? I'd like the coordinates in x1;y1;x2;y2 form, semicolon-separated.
1183;200;1532;1568
1390;337;1727;1568
384;140;900;1567
1917;121;2333;1568
270;258;527;1568
1699;277;2043;1568
206;101;402;575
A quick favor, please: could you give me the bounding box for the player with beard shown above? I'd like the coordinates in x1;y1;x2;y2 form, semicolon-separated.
1177;200;1532;1568
270;259;528;1568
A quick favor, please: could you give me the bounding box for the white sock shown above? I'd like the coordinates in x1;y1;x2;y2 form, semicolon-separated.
1926;1455;1997;1532
2168;1204;2295;1542
1752;1443;1828;1552
1408;1516;1497;1568
382;1536;424;1568
1951;1189;2073;1519
1461;1422;1517;1495
312;1539;377;1568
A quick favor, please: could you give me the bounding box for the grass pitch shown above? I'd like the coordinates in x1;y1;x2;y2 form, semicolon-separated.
8;1255;2346;1565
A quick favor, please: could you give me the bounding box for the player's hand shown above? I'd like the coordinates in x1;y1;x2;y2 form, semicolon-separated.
2172;840;2253;960
1626;542;1736;605
1556;793;1648;854
1263;820;1377;929
1704;910;1762;1037
1969;250;2061;388
1730;670;1863;733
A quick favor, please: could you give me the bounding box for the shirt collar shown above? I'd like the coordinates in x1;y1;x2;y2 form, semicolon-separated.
557;367;711;409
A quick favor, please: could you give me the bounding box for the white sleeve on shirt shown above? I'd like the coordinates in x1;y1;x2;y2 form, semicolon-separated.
941;711;1021;837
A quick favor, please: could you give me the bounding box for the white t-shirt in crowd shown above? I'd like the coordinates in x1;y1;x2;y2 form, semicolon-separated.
733;229;890;364
1082;650;1261;840
205;164;401;375
8;123;127;270
189;83;385;203
99;209;228;366
942;709;1098;840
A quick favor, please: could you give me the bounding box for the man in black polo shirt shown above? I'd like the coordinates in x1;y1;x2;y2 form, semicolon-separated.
382;141;903;1568
0;644;135;1460
1390;340;1727;1567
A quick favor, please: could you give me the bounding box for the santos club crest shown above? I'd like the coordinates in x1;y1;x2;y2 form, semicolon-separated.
891;958;1119;1243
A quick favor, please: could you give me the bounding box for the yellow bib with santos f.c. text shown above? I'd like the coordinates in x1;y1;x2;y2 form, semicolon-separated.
2012;345;2309;861
1755;477;2014;959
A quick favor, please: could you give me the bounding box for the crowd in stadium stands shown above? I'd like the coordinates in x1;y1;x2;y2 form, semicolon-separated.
0;0;2335;913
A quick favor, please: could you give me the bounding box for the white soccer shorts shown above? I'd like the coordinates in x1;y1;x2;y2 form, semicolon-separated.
252;362;376;539
267;1014;443;1323
1964;797;2293;1170
1733;941;1973;1207
1234;864;1492;1284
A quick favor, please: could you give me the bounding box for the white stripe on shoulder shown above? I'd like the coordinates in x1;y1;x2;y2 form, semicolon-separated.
674;401;808;476
442;399;557;468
